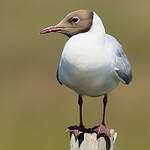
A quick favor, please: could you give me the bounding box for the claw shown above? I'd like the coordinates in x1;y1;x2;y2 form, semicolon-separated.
66;126;84;136
94;124;111;137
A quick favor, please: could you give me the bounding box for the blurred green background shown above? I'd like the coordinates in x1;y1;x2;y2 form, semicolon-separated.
0;0;150;150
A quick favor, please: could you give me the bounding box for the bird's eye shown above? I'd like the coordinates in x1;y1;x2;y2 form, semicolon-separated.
71;17;80;23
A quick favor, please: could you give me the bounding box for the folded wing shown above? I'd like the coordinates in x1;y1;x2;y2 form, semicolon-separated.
105;34;132;84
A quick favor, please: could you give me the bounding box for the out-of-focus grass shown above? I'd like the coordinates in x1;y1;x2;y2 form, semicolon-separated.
0;0;150;150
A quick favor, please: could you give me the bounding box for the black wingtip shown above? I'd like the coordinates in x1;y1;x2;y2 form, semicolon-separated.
56;67;62;85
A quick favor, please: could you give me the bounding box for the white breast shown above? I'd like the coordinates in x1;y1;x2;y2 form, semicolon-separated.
58;12;119;97
58;34;119;97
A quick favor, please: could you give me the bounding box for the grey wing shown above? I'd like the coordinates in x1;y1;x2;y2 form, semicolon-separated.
114;47;132;84
106;34;132;84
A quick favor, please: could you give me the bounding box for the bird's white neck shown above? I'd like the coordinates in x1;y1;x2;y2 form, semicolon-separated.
89;12;105;36
68;12;106;45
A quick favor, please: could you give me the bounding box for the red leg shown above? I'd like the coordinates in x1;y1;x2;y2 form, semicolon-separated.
94;95;111;137
102;95;107;125
78;95;84;128
66;95;85;136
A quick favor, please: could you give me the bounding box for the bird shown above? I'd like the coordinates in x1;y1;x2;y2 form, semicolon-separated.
40;10;132;137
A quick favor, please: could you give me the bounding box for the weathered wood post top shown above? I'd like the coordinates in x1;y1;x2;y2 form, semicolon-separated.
69;129;117;150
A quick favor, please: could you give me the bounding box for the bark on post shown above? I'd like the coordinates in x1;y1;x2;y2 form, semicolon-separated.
69;129;117;150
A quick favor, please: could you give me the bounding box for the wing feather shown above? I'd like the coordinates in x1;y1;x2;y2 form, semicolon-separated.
105;34;132;84
56;64;62;85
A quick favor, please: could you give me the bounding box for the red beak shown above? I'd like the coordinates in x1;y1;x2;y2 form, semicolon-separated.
40;26;62;34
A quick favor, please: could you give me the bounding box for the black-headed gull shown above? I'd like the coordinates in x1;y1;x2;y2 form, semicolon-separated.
40;10;132;137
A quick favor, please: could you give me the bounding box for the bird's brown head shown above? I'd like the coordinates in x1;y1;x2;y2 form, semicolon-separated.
40;10;93;37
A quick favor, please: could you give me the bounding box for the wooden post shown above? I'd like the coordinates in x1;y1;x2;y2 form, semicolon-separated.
69;129;117;150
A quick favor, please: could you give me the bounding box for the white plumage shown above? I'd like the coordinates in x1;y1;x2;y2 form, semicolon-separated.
58;12;132;97
40;10;132;135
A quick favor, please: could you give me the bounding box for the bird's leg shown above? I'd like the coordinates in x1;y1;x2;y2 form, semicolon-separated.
78;95;84;128
66;95;85;136
102;95;107;126
93;95;111;137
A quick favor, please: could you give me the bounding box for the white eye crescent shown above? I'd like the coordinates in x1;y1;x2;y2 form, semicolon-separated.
72;17;80;23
